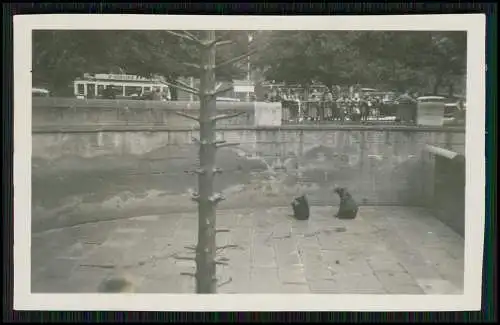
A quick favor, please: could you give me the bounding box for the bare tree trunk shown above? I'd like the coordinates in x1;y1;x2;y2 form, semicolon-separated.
171;30;259;294
433;75;443;95
195;30;218;294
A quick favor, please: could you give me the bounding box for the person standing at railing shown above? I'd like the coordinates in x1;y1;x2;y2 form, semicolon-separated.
270;88;278;102
275;91;283;103
336;95;348;123
330;89;338;122
360;96;370;121
370;96;381;120
321;91;331;121
282;90;294;121
345;95;354;118
294;93;302;123
351;95;362;122
309;94;320;121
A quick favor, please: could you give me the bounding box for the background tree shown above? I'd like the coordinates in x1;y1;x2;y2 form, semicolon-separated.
253;31;388;93
32;30;255;97
253;30;467;96
252;31;317;88
34;30;466;97
353;31;467;94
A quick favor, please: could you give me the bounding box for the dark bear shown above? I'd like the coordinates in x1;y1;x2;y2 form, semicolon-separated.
291;195;310;221
334;187;359;220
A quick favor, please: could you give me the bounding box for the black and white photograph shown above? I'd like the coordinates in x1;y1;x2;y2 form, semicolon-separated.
14;15;485;311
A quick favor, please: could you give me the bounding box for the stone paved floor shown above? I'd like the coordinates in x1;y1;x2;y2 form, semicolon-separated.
31;206;464;294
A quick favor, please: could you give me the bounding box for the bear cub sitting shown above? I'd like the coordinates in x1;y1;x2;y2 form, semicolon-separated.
334;187;359;220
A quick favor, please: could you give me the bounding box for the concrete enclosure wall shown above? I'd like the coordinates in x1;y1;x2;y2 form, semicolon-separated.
33;97;259;128
33;126;465;205
421;151;466;237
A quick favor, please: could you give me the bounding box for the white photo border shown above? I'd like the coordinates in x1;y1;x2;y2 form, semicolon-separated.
13;14;486;311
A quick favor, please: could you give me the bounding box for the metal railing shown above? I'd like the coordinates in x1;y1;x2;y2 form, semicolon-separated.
281;100;400;125
280;100;465;126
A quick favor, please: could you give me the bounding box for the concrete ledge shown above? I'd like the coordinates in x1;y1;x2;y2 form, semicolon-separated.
424;145;466;164
425;145;460;159
33;124;466;134
33;97;259;111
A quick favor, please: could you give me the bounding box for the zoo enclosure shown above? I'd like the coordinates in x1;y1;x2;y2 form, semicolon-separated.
31;98;466;237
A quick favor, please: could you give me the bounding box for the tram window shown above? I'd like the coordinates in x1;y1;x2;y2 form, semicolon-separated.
77;84;85;95
123;86;134;96
124;86;142;97
97;85;105;96
134;87;143;95
87;84;96;98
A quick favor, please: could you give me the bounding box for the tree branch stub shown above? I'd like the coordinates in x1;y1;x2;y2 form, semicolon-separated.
191;192;201;202
182;62;202;70
211;111;247;122
215;40;234;47
206;86;234;99
212;139;241;148
174;111;200;123
166;30;203;46
208;193;226;205
202;64;217;71
168;79;200;94
159;79;199;95
216;244;239;252
184;168;206;175
181;30;202;43
215;47;259;70
217;277;233;288
215;142;241;149
180;272;196;278
172;254;196;262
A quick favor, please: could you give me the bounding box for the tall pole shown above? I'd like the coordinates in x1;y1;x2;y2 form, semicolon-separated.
195;30;218;294
246;32;253;102
171;30;256;293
